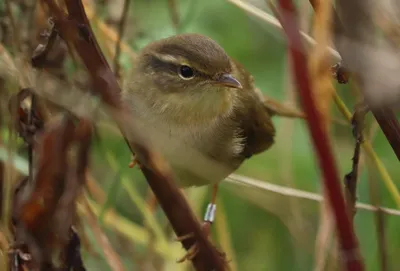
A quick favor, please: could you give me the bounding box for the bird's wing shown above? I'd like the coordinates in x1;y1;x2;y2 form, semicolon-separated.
231;60;276;159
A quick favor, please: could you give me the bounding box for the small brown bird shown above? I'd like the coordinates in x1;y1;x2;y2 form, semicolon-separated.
123;33;275;186
122;33;275;249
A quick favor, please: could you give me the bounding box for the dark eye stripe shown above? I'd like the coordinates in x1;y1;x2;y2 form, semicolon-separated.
146;55;178;74
145;54;213;80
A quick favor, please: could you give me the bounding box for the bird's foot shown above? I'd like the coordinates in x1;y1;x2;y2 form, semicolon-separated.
175;222;213;263
176;241;200;263
176;189;220;264
175;231;199;263
128;155;142;169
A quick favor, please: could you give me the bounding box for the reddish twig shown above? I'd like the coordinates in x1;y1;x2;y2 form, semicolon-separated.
42;1;227;270
277;0;364;270
312;0;400;162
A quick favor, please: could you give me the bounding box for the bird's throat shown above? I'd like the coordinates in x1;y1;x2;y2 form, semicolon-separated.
155;87;236;125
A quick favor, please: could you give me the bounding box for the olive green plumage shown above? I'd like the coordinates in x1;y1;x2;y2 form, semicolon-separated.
122;33;275;187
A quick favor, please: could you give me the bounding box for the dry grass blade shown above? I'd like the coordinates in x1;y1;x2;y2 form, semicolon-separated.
83;197;126;271
5;0;21;52
226;174;400;216
313;200;336;271
113;0;131;78
225;0;341;61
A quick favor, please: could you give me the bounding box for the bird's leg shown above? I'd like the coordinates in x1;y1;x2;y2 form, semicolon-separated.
176;184;220;263
202;183;219;235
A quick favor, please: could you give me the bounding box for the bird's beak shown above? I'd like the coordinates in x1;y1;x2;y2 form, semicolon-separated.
215;74;243;89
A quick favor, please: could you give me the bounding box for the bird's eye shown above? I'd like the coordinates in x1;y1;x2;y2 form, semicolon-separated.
178;65;195;79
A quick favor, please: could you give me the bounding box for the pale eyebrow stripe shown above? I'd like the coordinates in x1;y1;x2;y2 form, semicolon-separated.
147;52;210;78
152;53;184;65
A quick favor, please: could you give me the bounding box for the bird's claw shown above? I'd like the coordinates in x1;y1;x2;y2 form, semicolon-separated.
174;232;195;242
175;223;212;264
174;232;198;263
128;155;142;169
176;243;200;263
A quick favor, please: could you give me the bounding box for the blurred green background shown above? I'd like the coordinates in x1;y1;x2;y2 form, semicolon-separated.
86;0;400;270
2;0;400;270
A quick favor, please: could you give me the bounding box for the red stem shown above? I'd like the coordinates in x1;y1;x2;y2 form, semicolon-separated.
277;0;364;270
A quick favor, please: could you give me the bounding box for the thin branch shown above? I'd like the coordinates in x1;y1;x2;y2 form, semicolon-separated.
113;0;131;78
333;94;400;208
276;0;364;270
343;138;361;220
42;1;227;270
27;94;35;184
31;24;59;68
344;103;366;220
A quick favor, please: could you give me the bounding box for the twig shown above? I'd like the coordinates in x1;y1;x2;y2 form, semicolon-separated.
236;0;400;162
27;94;35;184
344;103;367;219
31;24;58;68
226;174;400;216
42;1;227;270
333;93;400;207
83;4;137;60
326;0;400;162
276;0;364;270
5;0;21;52
343;136;361;220
113;0;131;78
83;197;126;271
247;0;400;215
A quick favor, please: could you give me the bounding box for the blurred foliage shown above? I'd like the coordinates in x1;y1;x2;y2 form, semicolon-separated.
1;0;400;270
89;0;400;270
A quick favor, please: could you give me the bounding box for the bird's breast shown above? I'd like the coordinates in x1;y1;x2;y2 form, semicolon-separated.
133;110;244;187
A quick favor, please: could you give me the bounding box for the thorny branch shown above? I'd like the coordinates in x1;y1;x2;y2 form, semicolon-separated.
42;0;227;270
